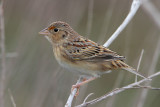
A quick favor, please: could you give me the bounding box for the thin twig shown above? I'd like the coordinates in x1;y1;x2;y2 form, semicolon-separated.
105;72;124;107
105;49;144;107
135;49;144;82
0;0;6;107
103;0;142;47
131;86;160;90
8;89;16;107
83;93;94;104
136;35;160;107
76;71;160;107
86;0;94;37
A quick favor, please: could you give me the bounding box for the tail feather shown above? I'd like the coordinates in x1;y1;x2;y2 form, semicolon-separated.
112;60;149;80
122;67;147;79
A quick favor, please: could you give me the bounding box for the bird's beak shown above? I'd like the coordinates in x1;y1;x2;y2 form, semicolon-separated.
39;28;50;35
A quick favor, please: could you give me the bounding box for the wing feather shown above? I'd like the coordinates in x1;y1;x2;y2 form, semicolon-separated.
63;37;125;62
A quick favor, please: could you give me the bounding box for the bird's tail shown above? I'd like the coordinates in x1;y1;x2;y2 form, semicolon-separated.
112;60;149;80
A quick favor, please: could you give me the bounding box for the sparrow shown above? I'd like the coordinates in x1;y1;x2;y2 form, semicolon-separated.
39;21;148;88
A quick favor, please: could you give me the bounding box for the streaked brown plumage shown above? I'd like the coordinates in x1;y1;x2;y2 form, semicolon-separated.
39;21;147;87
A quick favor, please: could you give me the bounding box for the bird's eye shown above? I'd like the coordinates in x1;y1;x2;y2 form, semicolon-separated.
54;28;59;32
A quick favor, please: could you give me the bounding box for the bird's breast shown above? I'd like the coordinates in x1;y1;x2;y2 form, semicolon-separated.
53;46;112;77
53;46;75;68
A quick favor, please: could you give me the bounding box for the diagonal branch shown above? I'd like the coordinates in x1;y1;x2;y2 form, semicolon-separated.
135;49;144;82
76;71;160;107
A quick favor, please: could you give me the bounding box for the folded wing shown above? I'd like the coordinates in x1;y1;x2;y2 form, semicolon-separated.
64;37;125;62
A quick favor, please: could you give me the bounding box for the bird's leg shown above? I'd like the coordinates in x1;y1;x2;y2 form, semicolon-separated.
72;77;96;88
72;77;96;96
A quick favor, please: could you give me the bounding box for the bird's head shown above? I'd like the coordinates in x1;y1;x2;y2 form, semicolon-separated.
39;21;75;45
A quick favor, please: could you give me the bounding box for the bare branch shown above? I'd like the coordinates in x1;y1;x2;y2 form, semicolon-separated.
0;0;6;107
76;71;160;107
131;86;160;90
65;77;83;107
135;1;160;105
103;0;142;47
136;34;160;107
135;49;144;82
83;93;94;104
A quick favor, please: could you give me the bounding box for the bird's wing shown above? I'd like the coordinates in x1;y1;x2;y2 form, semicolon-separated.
63;37;125;62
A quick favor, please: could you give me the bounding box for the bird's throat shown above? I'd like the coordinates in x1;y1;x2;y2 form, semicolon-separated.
45;36;52;44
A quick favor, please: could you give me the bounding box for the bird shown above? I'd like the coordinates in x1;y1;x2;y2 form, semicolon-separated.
39;21;148;89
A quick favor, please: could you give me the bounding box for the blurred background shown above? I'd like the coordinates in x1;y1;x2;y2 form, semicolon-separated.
0;0;160;107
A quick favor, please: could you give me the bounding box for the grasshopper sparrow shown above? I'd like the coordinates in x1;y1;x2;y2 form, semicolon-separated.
39;21;147;88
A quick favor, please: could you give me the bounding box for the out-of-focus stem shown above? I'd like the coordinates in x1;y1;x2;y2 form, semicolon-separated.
0;0;6;107
86;0;94;37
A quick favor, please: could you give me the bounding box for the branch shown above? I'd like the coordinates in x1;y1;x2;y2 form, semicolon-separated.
130;86;160;90
103;0;142;47
0;0;6;107
65;77;83;107
82;93;94;104
135;49;144;82
76;71;160;107
136;30;160;107
105;49;144;107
